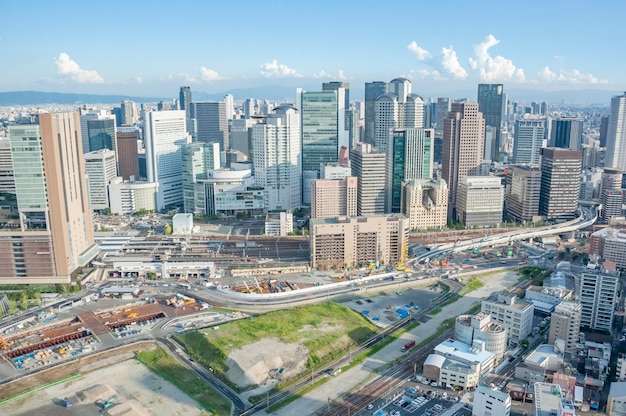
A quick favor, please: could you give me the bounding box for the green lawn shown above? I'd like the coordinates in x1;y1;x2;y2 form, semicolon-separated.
136;347;231;416
459;277;484;295
177;302;378;382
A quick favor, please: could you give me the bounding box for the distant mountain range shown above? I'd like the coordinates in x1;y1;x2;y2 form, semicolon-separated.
0;87;619;106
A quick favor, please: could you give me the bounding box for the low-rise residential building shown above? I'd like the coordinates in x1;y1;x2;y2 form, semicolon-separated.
534;382;576;416
481;292;534;347
473;385;511;416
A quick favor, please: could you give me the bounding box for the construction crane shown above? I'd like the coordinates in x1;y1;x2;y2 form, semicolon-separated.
0;336;8;350
397;242;411;273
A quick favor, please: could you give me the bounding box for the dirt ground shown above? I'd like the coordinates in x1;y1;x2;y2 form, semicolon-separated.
0;359;204;416
226;338;309;390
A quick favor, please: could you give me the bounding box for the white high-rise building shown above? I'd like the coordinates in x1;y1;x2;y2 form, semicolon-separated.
252;105;301;211
84;149;117;211
578;264;619;332
224;94;234;120
605;92;626;171
144;110;189;210
481;292;534;347
374;78;425;153
513;116;545;165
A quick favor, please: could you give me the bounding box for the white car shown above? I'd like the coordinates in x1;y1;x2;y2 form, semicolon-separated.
367;404;374;410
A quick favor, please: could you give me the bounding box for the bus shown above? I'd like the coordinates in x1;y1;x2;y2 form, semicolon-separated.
177;283;191;290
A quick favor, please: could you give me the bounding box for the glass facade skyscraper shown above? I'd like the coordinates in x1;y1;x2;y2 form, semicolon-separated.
477;84;504;161
87;119;116;152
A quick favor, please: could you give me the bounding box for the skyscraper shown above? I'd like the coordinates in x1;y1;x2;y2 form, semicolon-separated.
116;127;140;181
435;97;451;131
477;84;504;161
144;110;189;210
364;81;388;145
179;86;192;119
87;118;116;153
599;115;609;148
550;117;583;150
323;82;352;148
1;113;96;284
539;148;582;219
441;102;485;219
578;264;618;332
191;101;229;149
605;92;626;171
385;128;434;213
301;90;346;204
120;100;137;126
79;109;116;153
350;143;386;215
548;302;582;355
504;165;542;223
374;78;424;153
252;105;302;212
84;149;117;211
181;142;221;214
513;117;545;165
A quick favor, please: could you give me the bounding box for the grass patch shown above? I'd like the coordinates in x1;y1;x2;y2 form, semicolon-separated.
177;302;378;390
267;376;330;412
459;277;484;296
517;266;546;285
136;347;231;416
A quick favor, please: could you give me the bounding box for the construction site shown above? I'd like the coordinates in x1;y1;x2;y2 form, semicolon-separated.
0;293;214;373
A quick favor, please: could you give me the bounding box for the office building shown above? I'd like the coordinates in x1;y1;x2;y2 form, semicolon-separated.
442;102;485;219
86;118;116;154
79;109;115;154
456;176;504;227
534;383;576;416
181;142;221;214
191;101;229;149
108;177;157;215
0;138;15;194
589;228;626;269
120;100;137;126
477;84;504;161
1;113;96;284
320;162;351;180
84;149;117;211
309;214;409;270
602;189;624;222
191;166;265;217
402;178;448;230
179;86;192;120
230;118;258;158
578;264;619;332
374;78;424;153
251;105;301;212
606;92;626;172
435;97;451;131
455;312;508;361
144;110;189;210
385;128;434;213
311;177;357;219
513;117;545;165
265;212;293;237
600;115;609;148
484;125;497;162
116;127;140;181
473;385;511;416
350;143;386;215
301;89;347;203
505;165;542;223
539;148;582;219
224;94;234;120
364;81;388;145
550;117;583;150
322;81;350;146
548;302;582;354
481;292;534;347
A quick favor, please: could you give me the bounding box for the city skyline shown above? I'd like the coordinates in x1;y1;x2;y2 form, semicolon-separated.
1;0;625;98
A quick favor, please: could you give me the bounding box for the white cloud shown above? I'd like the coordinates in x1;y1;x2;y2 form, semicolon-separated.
135;77;143;84
54;53;104;83
410;69;444;80
407;41;431;60
199;67;223;82
312;69;348;80
441;46;468;79
260;59;303;78
537;66;608;85
468;34;525;82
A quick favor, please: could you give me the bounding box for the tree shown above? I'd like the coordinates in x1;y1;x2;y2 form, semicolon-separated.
20;292;28;310
164;224;173;235
8;299;17;314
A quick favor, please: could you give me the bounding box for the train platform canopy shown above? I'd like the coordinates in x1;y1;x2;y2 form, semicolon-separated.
100;287;140;295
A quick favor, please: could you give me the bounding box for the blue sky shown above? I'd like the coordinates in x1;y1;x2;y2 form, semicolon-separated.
1;0;624;99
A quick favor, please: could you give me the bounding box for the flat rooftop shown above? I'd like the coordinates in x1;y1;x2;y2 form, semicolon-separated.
534;382;576;416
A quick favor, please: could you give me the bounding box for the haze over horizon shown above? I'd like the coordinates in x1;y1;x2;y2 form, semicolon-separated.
2;0;625;101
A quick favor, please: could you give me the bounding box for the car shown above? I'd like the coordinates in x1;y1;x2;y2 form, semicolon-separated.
390;411;400;416
62;398;72;408
430;381;438;387
367;404;374;410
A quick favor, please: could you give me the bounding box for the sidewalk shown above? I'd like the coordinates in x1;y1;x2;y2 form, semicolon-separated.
272;271;521;415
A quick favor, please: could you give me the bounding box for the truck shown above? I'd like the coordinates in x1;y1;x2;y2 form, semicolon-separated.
401;340;416;352
574;386;583;409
